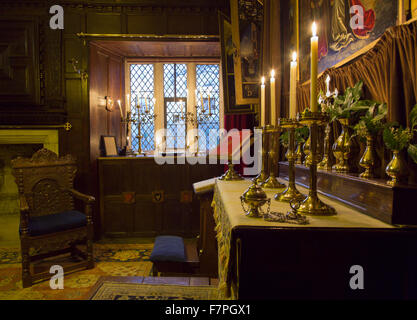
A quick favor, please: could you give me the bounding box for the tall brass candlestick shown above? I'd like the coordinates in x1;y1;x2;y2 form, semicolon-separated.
275;119;306;203
296;113;336;216
261;125;285;189
253;126;268;185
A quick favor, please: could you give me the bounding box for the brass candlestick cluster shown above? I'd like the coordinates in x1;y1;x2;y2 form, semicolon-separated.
241;112;337;220
122;107;157;155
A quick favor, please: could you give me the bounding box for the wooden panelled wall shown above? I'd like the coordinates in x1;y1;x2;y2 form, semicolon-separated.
0;0;228;236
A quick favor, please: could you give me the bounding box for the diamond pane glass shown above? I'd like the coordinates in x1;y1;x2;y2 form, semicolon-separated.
130;64;155;152
196;64;220;151
164;64;187;151
165;101;186;150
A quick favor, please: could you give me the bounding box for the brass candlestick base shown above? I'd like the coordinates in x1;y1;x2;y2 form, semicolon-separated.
275;119;306;203
219;162;244;181
253;126;268;185
261;125;285;189
297;112;336;216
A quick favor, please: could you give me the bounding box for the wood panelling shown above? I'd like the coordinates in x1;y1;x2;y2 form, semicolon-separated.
89;43;124;234
0;18;39;106
98;157;224;238
1;0;228;238
91;40;220;58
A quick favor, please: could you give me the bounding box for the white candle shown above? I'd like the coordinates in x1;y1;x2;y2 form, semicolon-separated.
200;88;204;112
261;77;265;127
326;75;331;97
311;22;318;112
270;70;276;125
208;88;211;114
126;94;130;118
117;100;123;119
290;52;297;119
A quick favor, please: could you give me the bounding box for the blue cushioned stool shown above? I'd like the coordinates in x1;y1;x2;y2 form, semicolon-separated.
150;235;199;276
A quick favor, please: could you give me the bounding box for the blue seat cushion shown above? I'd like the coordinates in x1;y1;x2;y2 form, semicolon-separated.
150;235;186;262
21;210;87;236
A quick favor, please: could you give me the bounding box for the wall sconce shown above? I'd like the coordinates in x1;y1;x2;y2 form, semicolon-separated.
105;96;114;111
69;58;88;80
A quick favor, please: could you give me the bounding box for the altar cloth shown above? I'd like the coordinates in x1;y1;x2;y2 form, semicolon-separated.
212;179;393;299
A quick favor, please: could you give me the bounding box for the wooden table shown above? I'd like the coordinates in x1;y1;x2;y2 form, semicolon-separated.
213;179;417;299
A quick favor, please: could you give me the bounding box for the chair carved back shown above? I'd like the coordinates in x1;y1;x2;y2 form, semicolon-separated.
11;148;77;217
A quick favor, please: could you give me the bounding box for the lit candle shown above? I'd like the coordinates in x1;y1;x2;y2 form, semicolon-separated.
207;88;211;114
117;99;123;119
270;70;276;125
290;52;297;119
200;88;204;112
145;94;149;113
311;22;318;112
126;94;130;118
325;75;331;97
261;76;265;127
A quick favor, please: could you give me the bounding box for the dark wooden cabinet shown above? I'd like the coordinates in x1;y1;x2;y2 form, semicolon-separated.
98;156;223;238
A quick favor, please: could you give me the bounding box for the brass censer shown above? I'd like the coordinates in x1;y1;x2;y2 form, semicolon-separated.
240;183;271;218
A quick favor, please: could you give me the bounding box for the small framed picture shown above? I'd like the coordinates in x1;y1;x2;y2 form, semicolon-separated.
102;136;118;156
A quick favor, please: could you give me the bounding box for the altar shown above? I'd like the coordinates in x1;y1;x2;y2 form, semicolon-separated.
213;179;417;300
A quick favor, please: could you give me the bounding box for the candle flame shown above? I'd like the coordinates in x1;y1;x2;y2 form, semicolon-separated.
261;76;265;85
312;22;317;37
270;70;275;78
117;99;121;106
292;52;297;62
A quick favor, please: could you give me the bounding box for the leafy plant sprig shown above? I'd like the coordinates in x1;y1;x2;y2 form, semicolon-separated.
383;104;417;164
324;81;371;122
280;126;310;148
353;103;387;139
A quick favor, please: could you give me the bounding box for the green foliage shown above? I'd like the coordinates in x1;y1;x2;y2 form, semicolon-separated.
353;103;387;138
296;126;309;144
279;126;309;147
280;130;289;147
383;125;413;151
408;144;417;164
409;104;417;130
324;81;371;122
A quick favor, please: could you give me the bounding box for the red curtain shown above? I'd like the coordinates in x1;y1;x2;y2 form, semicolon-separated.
223;114;255;174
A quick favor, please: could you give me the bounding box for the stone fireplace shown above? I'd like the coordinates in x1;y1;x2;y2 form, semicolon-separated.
0;129;59;216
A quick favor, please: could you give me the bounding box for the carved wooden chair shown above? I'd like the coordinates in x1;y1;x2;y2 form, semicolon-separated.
11;148;95;287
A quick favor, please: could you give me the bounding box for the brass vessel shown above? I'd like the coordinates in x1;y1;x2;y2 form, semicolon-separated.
386;150;403;186
332;118;357;173
303;133;311;166
318;123;333;171
261;125;285;189
295;142;304;164
240;183;270;218
359;136;376;178
275;119;306;203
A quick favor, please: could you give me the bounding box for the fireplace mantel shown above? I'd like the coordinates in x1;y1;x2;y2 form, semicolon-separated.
0;129;59;154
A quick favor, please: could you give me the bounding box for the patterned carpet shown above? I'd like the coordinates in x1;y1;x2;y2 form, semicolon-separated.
0;243;154;300
90;282;219;300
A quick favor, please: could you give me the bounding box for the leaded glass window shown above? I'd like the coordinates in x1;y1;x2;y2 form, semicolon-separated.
196;64;220;151
130;64;155;152
164;64;187;151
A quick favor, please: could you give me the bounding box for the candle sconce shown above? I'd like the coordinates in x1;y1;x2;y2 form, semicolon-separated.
317;88;338;171
121;102;157;155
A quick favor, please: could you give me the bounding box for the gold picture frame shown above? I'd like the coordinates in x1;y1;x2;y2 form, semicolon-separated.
219;11;255;114
230;0;263;105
